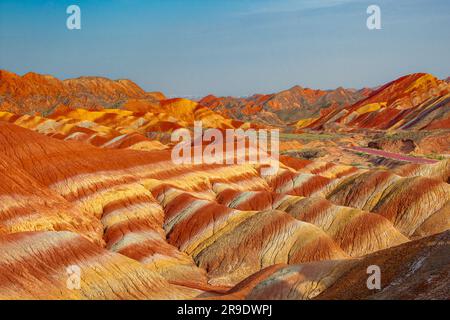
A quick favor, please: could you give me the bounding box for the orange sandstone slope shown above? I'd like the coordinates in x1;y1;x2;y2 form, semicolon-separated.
0;70;164;114
315;230;450;300
0;70;248;132
299;73;450;131
0;109;169;151
0;103;250;152
0;70;449;300
0;231;200;300
199;86;372;126
215;230;449;300
0;121;448;299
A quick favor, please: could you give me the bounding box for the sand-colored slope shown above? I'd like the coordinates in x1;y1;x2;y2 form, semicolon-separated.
215;189;408;257
327;170;450;237
0;121;448;299
316;230;450;300
215;230;449;300
0;231;200;300
194;210;348;287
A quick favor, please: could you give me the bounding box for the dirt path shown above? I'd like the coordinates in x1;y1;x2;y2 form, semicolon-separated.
348;146;438;165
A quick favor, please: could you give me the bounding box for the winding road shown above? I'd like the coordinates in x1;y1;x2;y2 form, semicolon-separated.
348;146;438;165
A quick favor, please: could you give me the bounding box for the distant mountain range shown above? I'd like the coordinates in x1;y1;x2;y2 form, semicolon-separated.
298;73;450;131
200;74;450;130
199;86;372;126
1;70;449;131
0;70;165;114
0;69;449;300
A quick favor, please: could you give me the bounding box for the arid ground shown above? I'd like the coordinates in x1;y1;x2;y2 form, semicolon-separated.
0;70;448;300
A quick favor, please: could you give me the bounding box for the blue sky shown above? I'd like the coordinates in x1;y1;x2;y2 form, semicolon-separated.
1;0;449;96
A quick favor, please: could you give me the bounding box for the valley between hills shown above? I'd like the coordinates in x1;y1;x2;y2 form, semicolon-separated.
0;70;448;300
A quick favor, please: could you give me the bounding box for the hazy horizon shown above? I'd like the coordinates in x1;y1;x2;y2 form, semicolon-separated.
3;68;448;99
1;0;449;96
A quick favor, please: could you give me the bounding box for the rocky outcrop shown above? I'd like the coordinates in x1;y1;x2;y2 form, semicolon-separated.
0;231;200;299
301;73;450;131
316;230;450;300
216;230;449;300
199;86;371;126
0;70;448;300
0;70;160;114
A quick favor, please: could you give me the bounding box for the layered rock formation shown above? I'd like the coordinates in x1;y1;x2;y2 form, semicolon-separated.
0;120;447;299
199;73;450;131
0;231;200;299
298;73;450;131
215;230;449;300
200;87;371;126
0;70;448;300
0;70;165;114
